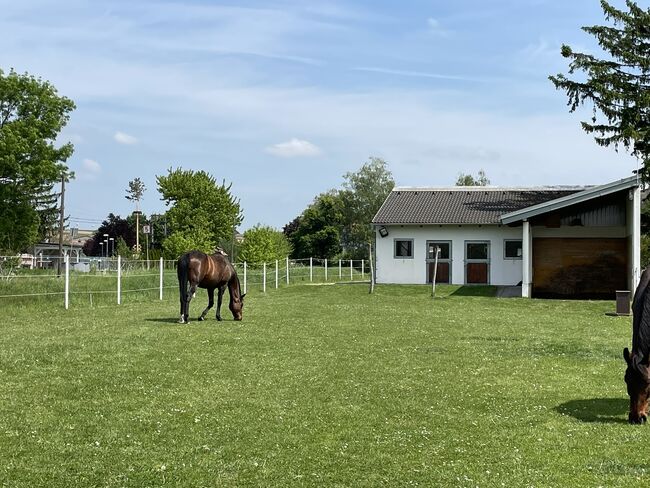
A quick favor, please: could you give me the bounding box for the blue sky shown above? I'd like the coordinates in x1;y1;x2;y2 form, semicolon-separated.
2;0;641;230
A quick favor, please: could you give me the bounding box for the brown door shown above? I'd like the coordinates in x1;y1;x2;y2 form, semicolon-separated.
532;237;627;297
465;241;490;284
428;262;450;283
466;263;488;284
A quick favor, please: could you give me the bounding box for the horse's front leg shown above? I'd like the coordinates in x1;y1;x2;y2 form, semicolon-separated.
199;288;214;321
216;286;225;321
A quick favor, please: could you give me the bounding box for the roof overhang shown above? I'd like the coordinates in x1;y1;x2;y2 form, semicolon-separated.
500;176;640;225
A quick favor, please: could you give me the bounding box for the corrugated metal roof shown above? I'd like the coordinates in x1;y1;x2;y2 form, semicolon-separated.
372;187;584;225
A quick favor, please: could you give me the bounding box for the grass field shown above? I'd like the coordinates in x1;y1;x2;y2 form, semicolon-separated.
1;284;647;487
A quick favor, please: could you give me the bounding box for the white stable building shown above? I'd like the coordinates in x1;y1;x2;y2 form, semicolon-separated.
372;176;641;299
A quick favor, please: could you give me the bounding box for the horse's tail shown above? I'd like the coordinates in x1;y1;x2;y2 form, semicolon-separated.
177;253;190;303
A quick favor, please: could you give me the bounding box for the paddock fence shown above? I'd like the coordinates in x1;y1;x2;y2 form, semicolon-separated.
0;255;369;309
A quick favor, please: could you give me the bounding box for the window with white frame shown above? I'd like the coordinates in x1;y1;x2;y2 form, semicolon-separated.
504;239;523;259
394;239;414;258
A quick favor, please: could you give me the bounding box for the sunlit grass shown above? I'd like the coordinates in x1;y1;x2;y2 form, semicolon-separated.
0;284;646;486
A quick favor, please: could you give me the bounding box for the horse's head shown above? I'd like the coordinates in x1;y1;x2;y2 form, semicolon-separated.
624;347;650;424
230;293;245;321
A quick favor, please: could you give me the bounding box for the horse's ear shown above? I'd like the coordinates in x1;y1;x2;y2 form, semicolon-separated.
624;347;632;365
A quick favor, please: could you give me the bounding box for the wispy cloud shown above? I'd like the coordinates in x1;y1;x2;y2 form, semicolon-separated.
78;158;101;181
354;66;487;82
114;131;138;145
426;17;448;36
265;138;322;158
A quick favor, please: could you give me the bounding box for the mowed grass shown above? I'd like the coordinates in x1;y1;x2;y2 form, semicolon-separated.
0;284;648;487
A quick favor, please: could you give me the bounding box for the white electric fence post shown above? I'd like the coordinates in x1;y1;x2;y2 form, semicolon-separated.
309;257;313;282
286;257;289;285
64;255;69;310
117;255;121;305
361;259;364;279
350;259;353;280
325;259;328;282
263;262;267;293
159;257;163;300
275;260;278;289
339;259;342;279
243;262;247;295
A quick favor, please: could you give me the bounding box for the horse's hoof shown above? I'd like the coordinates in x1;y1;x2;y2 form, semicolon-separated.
216;316;222;321
629;414;647;424
198;316;205;322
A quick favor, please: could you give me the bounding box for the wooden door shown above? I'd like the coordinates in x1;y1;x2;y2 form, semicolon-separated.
427;262;450;283
532;238;627;297
466;263;488;284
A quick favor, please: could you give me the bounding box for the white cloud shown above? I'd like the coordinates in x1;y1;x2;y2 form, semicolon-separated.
265;138;322;158
82;158;101;173
77;158;101;181
114;131;138;145
426;17;448;36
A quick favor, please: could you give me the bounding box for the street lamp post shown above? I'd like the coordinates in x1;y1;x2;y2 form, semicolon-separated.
100;242;104;259
109;237;114;257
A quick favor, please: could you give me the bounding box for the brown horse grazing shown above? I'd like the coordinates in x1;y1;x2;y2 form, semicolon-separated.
177;250;245;323
624;267;650;424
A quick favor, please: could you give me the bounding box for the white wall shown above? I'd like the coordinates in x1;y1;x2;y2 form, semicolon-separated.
375;225;524;285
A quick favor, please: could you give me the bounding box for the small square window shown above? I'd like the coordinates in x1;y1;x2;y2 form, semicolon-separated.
505;240;523;259
394;239;413;258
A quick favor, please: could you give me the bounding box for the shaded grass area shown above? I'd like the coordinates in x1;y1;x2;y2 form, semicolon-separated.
0;284;647;486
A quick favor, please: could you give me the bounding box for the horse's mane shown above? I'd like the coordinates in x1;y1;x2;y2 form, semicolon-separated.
632;268;650;358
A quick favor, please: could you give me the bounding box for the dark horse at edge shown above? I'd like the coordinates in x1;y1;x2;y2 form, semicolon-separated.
177;250;245;323
624;267;650;423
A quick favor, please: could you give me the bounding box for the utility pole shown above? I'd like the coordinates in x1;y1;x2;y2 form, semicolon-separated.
57;174;65;277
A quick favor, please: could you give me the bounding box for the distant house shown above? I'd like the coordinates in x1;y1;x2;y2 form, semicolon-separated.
371;176;641;298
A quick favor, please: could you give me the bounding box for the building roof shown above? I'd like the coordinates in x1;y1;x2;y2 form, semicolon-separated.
500;175;640;224
372;187;583;224
372;176;641;225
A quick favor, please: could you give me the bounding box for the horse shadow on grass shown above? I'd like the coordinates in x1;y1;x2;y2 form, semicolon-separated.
555;398;628;424
144;317;183;326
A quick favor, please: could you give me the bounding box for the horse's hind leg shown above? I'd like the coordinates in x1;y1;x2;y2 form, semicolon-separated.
183;284;197;323
199;288;214;321
216;286;225;321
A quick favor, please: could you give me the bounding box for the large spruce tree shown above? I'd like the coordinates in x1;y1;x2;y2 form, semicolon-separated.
549;1;650;176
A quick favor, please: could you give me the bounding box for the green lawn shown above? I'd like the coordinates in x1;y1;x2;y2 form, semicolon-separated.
0;284;646;487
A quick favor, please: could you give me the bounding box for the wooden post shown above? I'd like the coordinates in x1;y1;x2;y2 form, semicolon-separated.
243;262;247;294
431;246;440;298
117;255;121;305
159;257;163;300
64;255;69;309
325;259;328;282
369;243;374;294
263;262;267;293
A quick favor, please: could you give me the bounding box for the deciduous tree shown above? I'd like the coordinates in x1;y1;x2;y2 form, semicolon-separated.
285;191;345;259
239;225;292;264
340;157;394;259
157;168;242;258
0;69;75;252
455;169;490;186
